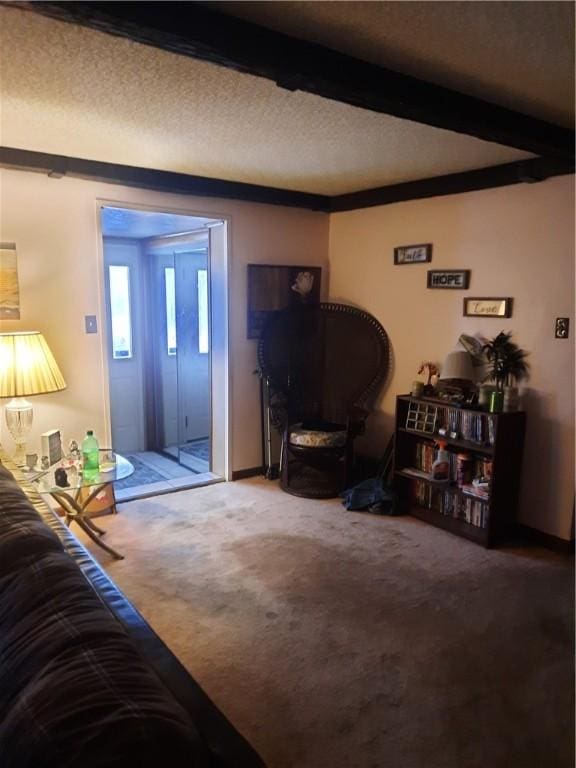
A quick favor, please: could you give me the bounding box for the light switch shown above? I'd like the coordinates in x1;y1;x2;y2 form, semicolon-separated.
555;318;569;339
85;315;98;334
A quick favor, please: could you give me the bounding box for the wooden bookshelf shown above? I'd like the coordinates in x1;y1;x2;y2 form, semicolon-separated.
393;395;526;548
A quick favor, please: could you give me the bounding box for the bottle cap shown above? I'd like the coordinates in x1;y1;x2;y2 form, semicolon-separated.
87;430;93;435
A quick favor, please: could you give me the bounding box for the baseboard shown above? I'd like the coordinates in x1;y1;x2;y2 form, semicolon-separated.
516;524;575;555
231;466;265;481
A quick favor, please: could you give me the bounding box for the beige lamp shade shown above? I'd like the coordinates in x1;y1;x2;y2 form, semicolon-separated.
0;332;66;397
439;350;475;382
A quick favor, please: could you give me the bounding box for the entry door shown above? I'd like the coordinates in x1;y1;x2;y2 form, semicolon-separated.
104;239;145;453
174;250;210;446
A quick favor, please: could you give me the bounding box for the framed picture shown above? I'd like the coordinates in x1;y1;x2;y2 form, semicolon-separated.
394;243;432;265
247;264;322;339
463;297;512;318
427;270;470;289
0;242;20;319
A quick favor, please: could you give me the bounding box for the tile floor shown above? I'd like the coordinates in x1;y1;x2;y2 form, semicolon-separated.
115;451;219;502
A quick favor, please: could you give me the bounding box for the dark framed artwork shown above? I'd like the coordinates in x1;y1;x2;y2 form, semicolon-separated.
394;243;432;265
247;264;322;339
427;270;470;289
463;297;513;318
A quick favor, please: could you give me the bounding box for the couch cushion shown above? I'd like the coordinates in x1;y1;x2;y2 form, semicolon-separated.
0;464;64;571
0;464;211;768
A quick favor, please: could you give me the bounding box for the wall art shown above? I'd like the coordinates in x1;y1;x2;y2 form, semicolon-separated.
427;270;470;289
247;264;321;339
394;243;432;265
0;242;20;319
463;297;512;318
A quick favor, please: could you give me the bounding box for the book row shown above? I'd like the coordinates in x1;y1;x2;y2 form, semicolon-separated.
437;407;495;445
410;481;490;529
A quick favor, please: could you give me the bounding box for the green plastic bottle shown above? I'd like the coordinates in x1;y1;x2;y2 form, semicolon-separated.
82;430;100;471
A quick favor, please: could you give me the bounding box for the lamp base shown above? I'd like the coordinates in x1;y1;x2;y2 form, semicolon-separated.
5;397;33;466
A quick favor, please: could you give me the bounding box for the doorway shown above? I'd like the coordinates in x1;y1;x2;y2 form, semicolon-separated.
99;205;228;499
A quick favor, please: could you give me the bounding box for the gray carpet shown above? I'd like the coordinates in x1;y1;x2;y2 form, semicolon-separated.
75;479;574;768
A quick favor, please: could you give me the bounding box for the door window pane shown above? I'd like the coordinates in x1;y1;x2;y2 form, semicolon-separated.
165;267;177;355
109;265;133;359
198;269;209;354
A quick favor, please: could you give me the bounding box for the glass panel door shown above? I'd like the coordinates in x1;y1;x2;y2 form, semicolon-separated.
174;249;211;472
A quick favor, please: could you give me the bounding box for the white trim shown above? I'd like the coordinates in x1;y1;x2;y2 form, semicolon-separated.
94;197;231;479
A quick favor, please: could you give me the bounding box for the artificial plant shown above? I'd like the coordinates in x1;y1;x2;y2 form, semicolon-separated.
482;331;530;391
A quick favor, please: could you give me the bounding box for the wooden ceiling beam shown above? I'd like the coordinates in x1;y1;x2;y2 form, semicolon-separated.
1;147;572;213
0;147;332;211
8;1;574;161
330;157;575;212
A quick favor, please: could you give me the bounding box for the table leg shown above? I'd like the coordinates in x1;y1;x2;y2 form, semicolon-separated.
75;518;124;560
49;485;124;560
84;516;106;536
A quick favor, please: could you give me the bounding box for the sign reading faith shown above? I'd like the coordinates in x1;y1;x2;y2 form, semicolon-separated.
427;270;470;289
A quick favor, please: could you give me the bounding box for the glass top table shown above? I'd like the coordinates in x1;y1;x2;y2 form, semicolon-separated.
31;451;133;560
33;451;134;493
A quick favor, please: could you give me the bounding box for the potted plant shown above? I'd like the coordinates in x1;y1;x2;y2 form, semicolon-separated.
481;331;529;411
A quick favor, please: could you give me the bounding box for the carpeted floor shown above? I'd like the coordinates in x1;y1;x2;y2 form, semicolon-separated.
76;478;574;768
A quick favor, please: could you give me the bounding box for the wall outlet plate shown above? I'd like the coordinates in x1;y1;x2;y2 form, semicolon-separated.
85;315;98;334
555;317;569;339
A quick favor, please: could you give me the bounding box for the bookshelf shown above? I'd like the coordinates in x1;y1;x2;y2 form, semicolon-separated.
393;395;526;547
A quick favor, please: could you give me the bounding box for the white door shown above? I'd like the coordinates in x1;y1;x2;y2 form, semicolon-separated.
104;239;145;453
175;250;210;445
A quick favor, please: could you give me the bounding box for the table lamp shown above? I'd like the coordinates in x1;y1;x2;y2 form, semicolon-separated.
0;332;66;465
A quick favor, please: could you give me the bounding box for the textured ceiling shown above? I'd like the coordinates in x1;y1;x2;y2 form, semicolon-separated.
211;0;575;128
101;207;215;239
0;6;551;196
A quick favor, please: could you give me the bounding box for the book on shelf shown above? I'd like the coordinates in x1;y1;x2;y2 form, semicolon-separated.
460;483;490;500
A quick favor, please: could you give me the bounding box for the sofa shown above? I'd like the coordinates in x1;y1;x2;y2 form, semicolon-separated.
0;454;265;768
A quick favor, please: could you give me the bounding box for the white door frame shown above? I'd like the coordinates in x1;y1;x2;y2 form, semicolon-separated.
94;198;232;481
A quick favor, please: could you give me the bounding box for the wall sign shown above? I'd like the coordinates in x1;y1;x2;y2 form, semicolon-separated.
463;297;512;318
394;243;432;265
247;264;321;339
427;270;470;289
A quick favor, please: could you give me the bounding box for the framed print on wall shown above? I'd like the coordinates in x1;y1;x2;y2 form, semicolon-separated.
247;264;322;339
0;242;20;319
463;297;513;318
427;270;470;289
393;243;432;265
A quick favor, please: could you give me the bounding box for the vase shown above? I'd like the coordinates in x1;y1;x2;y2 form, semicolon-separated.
489;390;504;413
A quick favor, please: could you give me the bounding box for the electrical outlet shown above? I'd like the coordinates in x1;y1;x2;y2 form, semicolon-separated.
85;315;98;334
555;318;569;339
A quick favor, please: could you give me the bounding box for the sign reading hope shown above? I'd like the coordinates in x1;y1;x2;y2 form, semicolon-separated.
427;270;470;289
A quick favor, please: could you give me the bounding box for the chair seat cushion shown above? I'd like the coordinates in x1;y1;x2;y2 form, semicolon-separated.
289;422;347;448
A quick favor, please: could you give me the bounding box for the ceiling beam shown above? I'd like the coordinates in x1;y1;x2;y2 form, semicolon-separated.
0;147;332;211
9;0;574;161
1;147;572;214
330;157;575;212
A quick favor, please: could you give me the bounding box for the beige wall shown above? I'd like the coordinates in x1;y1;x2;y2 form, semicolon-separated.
0;169;328;473
328;176;575;540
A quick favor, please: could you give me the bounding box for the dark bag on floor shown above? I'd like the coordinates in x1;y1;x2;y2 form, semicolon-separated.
340;477;399;514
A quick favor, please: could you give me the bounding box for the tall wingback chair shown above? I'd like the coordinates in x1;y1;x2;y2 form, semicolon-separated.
258;303;390;498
